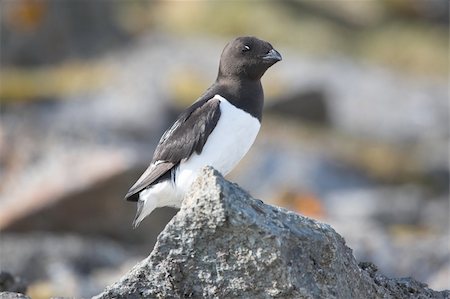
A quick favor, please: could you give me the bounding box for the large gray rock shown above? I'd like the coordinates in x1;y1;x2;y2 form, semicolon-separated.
95;167;449;299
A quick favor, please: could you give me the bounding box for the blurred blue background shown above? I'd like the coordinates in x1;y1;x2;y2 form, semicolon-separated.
0;0;448;297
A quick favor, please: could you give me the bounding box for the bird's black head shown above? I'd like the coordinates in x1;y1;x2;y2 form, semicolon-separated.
218;36;282;81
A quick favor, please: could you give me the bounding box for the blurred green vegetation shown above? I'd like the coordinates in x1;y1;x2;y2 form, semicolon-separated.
0;0;448;103
127;0;448;76
0;61;111;102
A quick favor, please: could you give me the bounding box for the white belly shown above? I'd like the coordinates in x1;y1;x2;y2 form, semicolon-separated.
176;95;261;193
136;95;260;225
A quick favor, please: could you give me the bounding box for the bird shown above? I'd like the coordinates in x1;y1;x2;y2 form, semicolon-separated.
125;36;282;227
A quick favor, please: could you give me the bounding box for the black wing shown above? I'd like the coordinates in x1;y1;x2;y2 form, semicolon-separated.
125;96;221;201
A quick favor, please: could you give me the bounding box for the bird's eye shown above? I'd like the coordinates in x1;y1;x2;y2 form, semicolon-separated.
242;45;251;52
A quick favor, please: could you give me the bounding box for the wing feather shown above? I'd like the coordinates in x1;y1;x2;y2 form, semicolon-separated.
125;97;221;201
125;161;174;201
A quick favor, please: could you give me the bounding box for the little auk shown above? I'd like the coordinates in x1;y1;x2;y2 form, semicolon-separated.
125;36;282;227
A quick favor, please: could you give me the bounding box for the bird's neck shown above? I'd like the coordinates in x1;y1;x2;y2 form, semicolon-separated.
215;77;264;121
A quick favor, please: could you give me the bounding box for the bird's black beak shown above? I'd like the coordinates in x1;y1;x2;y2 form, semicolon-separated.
263;48;282;62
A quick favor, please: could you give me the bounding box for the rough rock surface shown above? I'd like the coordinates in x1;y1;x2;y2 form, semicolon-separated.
0;293;30;299
95;167;448;299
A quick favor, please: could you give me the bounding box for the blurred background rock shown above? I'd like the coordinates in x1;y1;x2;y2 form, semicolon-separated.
0;0;448;297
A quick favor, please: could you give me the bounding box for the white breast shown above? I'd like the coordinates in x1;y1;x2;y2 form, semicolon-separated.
137;95;261;224
175;94;261;194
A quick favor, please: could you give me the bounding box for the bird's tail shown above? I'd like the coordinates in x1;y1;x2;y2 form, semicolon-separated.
132;200;145;228
132;197;158;228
